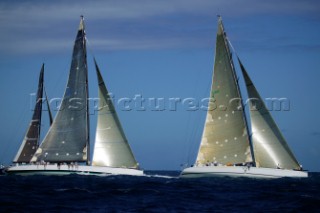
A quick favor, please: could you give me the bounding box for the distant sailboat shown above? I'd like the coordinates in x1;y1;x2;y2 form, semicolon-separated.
7;16;142;176
181;16;308;178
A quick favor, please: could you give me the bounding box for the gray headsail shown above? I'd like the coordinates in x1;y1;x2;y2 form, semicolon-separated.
13;64;44;163
238;58;301;170
32;17;89;163
196;17;252;166
92;59;138;168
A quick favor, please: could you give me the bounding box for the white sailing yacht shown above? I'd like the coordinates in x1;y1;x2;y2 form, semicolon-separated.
7;16;143;176
181;17;308;178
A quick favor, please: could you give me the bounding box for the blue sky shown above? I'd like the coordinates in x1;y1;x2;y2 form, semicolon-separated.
0;0;319;171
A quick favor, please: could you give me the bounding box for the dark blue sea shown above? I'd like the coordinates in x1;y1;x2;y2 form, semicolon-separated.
1;171;319;212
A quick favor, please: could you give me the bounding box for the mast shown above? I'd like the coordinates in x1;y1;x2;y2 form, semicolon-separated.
219;17;256;166
81;15;90;166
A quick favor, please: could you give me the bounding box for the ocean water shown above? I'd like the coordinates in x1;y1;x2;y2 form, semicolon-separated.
1;171;319;212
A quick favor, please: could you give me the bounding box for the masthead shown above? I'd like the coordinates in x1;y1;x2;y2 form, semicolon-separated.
79;15;85;30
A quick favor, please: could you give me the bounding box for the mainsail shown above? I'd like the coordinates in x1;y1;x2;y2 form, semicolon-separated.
196;17;252;165
92;59;138;168
13;64;45;163
32;17;89;163
238;58;301;170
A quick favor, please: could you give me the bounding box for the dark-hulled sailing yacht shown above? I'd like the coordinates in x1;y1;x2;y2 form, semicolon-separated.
7;16;143;176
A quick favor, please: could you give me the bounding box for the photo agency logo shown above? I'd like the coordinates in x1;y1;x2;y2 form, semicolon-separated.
29;93;291;114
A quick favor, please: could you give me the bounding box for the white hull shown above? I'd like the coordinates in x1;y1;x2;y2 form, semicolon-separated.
6;164;143;176
181;166;308;178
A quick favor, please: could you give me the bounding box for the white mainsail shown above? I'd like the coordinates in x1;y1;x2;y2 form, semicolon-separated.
196;17;252;166
92;59;139;168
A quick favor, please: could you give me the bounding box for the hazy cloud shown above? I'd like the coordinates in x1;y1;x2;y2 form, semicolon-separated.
1;0;319;22
0;0;319;54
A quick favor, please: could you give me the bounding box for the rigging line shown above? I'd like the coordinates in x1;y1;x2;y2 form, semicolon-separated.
49;57;69;114
187;112;203;165
85;37;96;59
186;77;212;165
180;69;203;166
181;101;198;166
226;37;243;67
181;64;211;166
185;79;212;165
186;112;198;165
226;38;238;57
